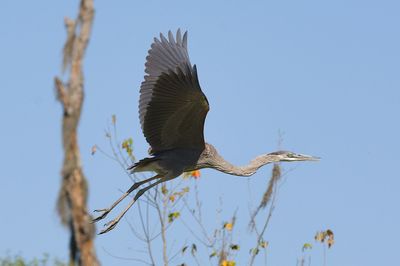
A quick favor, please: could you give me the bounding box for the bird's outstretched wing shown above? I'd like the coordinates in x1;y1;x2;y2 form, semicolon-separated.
139;29;209;154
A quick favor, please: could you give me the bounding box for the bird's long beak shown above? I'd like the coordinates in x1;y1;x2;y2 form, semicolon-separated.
298;153;321;161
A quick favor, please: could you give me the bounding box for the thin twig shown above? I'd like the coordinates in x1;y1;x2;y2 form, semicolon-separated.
101;247;152;265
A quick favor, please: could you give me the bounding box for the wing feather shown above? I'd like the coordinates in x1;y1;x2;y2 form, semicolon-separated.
139;30;209;154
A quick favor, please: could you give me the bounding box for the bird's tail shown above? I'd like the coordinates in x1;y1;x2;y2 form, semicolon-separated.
127;157;160;173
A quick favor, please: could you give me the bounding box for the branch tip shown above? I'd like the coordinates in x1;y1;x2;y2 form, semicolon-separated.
54;77;68;105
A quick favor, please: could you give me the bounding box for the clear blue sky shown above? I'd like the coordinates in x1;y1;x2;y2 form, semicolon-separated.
1;0;399;265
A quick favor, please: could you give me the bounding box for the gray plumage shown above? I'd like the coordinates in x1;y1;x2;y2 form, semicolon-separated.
93;29;319;234
139;30;207;154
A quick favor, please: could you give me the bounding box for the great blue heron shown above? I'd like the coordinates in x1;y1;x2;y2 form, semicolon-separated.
94;29;319;234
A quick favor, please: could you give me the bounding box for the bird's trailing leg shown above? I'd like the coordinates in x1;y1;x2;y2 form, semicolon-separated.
92;174;161;223
99;177;167;234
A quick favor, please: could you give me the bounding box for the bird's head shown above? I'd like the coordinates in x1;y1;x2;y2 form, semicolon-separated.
268;151;320;162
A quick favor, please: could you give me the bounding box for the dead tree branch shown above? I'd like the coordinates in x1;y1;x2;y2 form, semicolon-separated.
55;0;98;265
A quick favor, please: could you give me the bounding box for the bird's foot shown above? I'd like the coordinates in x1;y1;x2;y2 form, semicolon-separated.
92;208;111;223
98;218;120;234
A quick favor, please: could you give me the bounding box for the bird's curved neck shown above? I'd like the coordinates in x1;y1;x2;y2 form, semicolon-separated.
208;152;279;177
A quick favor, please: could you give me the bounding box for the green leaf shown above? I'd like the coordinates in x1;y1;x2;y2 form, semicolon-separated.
302;243;313;252
230;244;240;250
182;245;188;254
191;243;197;256
168;212;180;223
250;247;259;255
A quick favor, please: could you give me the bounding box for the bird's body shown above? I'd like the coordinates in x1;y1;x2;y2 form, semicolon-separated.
94;29;319;234
131;147;204;175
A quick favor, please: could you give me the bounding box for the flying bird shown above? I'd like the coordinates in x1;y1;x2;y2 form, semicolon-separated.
94;29;319;234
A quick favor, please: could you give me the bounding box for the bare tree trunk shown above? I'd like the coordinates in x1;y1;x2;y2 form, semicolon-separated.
54;0;99;265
